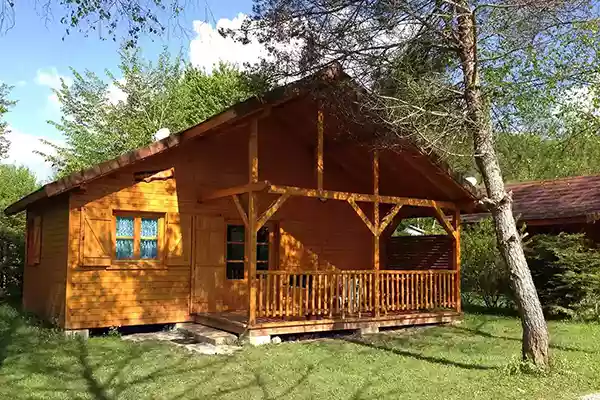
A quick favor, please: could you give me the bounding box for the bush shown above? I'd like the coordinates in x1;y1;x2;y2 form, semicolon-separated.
525;233;600;321
0;230;25;299
460;219;512;308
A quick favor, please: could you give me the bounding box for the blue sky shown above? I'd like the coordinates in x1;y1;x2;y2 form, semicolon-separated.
0;0;252;180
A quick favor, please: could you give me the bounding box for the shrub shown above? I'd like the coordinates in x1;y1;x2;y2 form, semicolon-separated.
525;233;600;321
460;219;512;308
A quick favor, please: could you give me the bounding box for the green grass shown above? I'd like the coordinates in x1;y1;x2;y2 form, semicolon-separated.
0;304;599;399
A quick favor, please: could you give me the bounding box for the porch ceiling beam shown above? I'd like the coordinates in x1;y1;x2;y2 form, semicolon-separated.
198;181;270;202
267;184;457;209
347;197;377;235
432;202;457;238
256;194;290;231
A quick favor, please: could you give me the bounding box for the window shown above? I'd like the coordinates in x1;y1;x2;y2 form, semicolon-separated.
226;224;271;280
115;214;160;260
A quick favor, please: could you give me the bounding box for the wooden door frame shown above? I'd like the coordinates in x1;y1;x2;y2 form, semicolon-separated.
190;216;279;314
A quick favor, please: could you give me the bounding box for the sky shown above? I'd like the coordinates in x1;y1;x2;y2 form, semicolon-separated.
0;0;257;182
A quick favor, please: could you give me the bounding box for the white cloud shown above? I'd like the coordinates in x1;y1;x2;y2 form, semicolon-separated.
106;78;128;105
190;13;271;72
35;68;73;89
2;127;63;182
35;68;73;110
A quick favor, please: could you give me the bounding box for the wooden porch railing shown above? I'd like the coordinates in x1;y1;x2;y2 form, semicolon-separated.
255;270;457;319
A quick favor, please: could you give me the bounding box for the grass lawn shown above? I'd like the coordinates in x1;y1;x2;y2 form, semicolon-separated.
0;304;599;399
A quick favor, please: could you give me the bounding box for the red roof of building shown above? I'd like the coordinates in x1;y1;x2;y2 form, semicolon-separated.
466;175;600;224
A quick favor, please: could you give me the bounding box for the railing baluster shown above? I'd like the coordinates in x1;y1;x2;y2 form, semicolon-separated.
291;274;296;317
418;274;425;310
329;273;334;318
259;274;264;317
444;273;448;308
266;273;271;317
316;274;322;315
428;271;432;310
412;273;416;310
342;274;347;319
278;274;283;317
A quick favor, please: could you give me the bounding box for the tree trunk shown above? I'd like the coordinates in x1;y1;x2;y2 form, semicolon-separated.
455;1;549;366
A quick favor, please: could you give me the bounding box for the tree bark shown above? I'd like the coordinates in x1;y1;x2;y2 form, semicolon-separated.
455;1;549;366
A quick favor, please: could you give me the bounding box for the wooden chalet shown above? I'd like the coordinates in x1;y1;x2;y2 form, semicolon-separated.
5;66;479;339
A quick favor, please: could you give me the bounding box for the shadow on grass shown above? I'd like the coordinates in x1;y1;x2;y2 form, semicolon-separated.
0;303;330;400
449;319;599;355
462;303;518;317
342;336;497;371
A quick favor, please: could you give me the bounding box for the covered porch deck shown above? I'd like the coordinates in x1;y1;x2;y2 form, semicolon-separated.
194;269;461;337
192;107;474;339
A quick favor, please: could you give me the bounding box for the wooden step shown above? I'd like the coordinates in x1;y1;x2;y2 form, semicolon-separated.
177;323;238;346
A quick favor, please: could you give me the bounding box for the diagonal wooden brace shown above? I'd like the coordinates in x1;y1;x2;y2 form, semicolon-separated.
232;194;249;228
432;202;457;238
378;203;403;235
256;194;290;231
348;196;377;236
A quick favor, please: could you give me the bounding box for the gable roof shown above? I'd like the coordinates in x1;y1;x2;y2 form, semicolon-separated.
464;175;600;224
5;64;478;215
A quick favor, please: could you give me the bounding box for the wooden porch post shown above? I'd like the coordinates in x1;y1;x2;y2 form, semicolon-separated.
453;208;461;312
373;151;381;317
248;118;259;326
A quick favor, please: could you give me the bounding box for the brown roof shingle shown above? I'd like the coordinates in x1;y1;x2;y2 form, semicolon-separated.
465;175;600;223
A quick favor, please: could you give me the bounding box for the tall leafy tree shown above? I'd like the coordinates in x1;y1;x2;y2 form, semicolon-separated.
0;165;38;298
0;83;15;159
243;0;600;366
41;48;255;177
0;0;184;47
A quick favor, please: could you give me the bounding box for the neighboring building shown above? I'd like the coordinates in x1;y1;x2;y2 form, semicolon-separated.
5;65;478;339
465;175;600;239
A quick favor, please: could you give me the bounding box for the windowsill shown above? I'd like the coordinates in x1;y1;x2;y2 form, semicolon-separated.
108;259;166;269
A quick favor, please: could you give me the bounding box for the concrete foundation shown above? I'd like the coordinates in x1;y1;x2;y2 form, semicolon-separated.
64;329;90;339
359;325;379;336
247;335;271;346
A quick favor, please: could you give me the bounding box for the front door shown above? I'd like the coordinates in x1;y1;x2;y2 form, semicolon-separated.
191;215;247;313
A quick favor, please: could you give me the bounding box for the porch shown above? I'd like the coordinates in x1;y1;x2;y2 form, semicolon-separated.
191;104;474;338
194;269;461;337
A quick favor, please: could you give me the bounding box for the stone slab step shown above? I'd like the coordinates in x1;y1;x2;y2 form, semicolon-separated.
177;323;238;346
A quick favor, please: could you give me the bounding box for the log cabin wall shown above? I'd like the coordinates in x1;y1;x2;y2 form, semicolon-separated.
64;104;378;329
66;125;250;329
258;110;375;273
23;195;69;327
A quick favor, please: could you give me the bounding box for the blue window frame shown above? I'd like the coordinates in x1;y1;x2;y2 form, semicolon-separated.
115;214;161;260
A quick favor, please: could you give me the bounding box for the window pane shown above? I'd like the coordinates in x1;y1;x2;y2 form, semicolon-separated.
141;218;158;238
226;262;244;279
227;243;245;261
116;239;134;259
257;226;269;243
257;244;269;261
116;216;134;237
257;262;269;271
140;239;158;259
227;225;245;242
